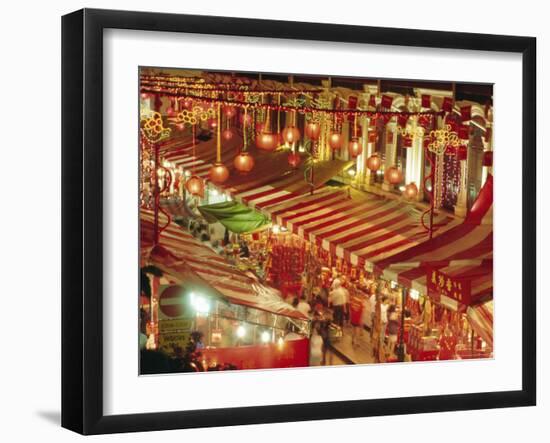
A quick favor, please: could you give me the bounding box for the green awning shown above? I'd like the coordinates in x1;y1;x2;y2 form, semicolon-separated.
198;201;271;234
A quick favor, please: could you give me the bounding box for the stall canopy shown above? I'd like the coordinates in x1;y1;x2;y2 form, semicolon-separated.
375;174;494;303
466;300;493;348
262;185;461;269
140;209;307;320
198;200;270;233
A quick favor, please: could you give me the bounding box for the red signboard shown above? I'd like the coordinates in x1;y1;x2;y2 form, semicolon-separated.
426;268;471;307
159;285;188;318
200;338;310;370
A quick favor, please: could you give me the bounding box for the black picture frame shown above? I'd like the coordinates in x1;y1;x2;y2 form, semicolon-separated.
62;8;536;435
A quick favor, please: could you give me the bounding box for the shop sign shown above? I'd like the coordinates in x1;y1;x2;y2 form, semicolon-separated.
427;268;471;306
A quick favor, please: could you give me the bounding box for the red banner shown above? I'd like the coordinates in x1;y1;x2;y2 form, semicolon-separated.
421;94;431;108
442;97;454;113
381;94;393;109
427;267;472;307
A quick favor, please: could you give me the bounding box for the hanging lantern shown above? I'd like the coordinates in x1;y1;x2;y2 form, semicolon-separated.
256;108;279;151
209;162;230;184
208;118;218;130
385;166;403;185
222;128;234;141
223;106;237;118
368;130;378;143
282;126;300;144
256;132;279;151
403;182;419;200
185;175;205;196
366;154;381;172
182;97;194;110
328;132;343;150
348;138;363;158
287;151;301;168
305;122;321;141
233;152;255;173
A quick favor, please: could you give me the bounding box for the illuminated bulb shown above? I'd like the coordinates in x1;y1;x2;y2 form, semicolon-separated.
272;225;280;234
277;337;284;347
210;188;219;197
184;170;192;177
348;168;356;177
410;289;420;301
236;325;246;338
261;331;270;343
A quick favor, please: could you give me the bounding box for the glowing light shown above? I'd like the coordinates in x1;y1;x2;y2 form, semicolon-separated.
348;168;356;177
272;225;280;234
410;289;420;300
210;188;219;197
184;170;192;177
236;325;246;338
261;331;271;343
277;337;284;348
399;185;406;192
190;292;210;315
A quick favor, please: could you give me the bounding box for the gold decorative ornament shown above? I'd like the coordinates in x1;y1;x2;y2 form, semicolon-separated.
428;124;460;155
140;111;171;143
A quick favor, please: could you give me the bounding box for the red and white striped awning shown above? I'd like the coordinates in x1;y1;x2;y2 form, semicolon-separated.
375;175;493;299
261;186;461;270
466;300;493;348
140;210;307;320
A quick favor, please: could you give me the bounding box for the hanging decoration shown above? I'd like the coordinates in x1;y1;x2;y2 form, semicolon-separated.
403;182;419;200
186;124;205;196
209;104;230;184
366;154;382;172
305;121;321;141
282;110;301;145
233;107;255;173
348;115;363;158
256;107;279;151
140;111;171;143
428;124;461;155
385;165;403;185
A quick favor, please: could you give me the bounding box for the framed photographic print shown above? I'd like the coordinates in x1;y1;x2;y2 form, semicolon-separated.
61;8;536;435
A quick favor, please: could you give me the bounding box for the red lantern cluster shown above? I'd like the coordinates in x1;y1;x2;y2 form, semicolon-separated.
366;154;381;172
282;126;301;144
348;138;363;158
209;162;230;184
233;152;255;173
385;166;403;185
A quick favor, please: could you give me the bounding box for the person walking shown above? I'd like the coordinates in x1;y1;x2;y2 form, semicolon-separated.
329;278;349;328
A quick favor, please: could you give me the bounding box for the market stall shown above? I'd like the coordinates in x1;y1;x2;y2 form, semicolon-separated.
140;209;310;370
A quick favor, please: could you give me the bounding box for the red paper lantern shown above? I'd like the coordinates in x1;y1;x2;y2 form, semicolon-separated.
328;132;343;150
185;175;205;196
233;152;255;173
223;106;237;118
366;154;381;172
282;126;301;144
209;162;230;184
305;122;321;141
403;182;419;200
384;166;403;185
287;151;301;168
483;151;493;167
208;118;218;130
348;138;363;158
256;132;279;151
182;98;194;110
222;128;234;141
